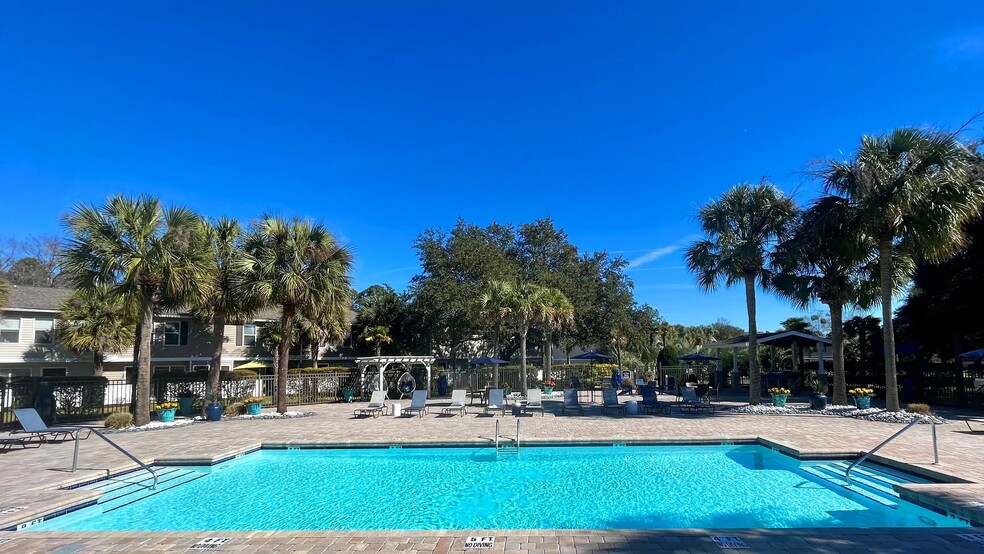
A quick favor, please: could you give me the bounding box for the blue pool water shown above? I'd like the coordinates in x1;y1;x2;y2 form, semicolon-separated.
29;445;965;531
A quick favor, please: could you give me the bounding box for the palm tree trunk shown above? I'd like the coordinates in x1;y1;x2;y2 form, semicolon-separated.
744;274;761;405
375;342;381;357
520;325;528;392
208;312;225;395
277;312;295;414
310;339;319;368
134;300;154;426
879;239;900;411
93;351;104;377
829;301;847;405
544;333;552;382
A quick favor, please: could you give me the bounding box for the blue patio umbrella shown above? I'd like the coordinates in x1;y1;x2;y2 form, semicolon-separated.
570;351;613;361
678;353;720;362
469;357;510;365
958;348;984;359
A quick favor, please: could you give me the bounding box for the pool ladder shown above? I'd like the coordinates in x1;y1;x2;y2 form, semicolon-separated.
845;415;938;485
494;419;520;454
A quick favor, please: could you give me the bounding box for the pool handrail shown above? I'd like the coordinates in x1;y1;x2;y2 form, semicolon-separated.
72;426;158;490
844;415;937;485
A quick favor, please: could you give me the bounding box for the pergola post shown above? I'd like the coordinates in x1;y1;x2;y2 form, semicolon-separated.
715;348;722;388
425;362;432;398
732;347;740;390
817;342;826;376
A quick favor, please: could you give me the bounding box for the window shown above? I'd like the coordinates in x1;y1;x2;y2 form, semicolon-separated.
192;365;208;372
162;321;189;346
154;365;187;375
42;368;67;377
0;368;31;379
243;324;257;346
0;317;20;343
35;318;54;344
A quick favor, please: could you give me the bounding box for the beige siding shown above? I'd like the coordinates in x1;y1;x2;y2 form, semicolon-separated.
0;311;87;365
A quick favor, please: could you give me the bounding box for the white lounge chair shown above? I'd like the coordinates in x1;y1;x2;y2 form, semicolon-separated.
522;388;544;416
404;390;429;418
485;388;506;416
13;408;91;441
354;391;388;418
442;389;467;416
602;387;625;415
680;387;715;413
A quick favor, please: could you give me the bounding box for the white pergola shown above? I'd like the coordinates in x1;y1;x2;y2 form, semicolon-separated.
704;331;832;389
355;356;437;397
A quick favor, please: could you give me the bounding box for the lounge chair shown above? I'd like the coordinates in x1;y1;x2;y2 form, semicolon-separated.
602;387;625;415
354;390;388;418
1;433;42;451
522;388;544;416
442;389;467;416
485;388;506;417
640;385;670;415
561;388;583;415
680;387;715;413
403;390;429;418
965;418;984;433
13;408;91;441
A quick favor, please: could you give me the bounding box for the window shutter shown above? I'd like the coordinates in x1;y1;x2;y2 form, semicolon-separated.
236;325;243;346
180;321;189;345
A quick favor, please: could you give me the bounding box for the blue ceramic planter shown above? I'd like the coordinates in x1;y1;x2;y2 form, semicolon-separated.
157;408;176;422
246;402;262;415
178;397;195;417
204;402;223;421
771;394;788;407
854;395;871;409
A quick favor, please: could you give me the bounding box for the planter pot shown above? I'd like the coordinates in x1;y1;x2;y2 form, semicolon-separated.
854;395;872;409
246;402;263;415
771;394;788;407
810;394;828;410
543;386;554;394
503;388;512;396
178;397;195;417
437;376;449;397
157;408;176;423
342;388;354;403
204;402;223;421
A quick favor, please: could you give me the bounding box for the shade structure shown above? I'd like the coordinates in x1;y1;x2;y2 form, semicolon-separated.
235;360;273;370
958;348;984;359
570;352;613;361
678;353;720;362
469;357;510;365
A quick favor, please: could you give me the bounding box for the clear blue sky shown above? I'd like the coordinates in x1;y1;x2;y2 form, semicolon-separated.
2;2;982;330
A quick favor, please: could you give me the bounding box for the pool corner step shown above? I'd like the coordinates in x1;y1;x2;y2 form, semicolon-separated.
800;466;899;508
93;468;206;513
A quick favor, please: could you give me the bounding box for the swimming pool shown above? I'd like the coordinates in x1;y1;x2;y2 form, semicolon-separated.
27;445;966;531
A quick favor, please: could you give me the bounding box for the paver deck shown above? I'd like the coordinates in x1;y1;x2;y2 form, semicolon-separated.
2;396;984;552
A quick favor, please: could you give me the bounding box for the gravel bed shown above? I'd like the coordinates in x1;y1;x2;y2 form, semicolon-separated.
226;411;315;420
726;403;946;424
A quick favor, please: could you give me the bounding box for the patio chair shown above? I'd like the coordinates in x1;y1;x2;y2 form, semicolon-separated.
680;387;715;414
640;385;670;415
561;388;583;415
602;387;625;415
13;408;91;442
354;390;388;418
695;383;711;402
442;389;467;416
403;390;429;418
1;433;42;452
484;388;506;417
522;388;544;416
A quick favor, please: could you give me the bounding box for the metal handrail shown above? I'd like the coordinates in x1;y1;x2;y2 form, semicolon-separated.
72;426;158;490
493;420;521;453
845;416;937;485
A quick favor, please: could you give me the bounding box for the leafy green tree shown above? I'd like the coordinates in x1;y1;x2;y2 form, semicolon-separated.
363;325;393;356
822;129;984;411
297;295;351;368
685;183;798;405
192;217;263;395
772;196;879;404
57;285;136;376
62;195;212;425
243;217;353;413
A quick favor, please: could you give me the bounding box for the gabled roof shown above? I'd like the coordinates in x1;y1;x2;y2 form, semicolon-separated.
705;330;831;350
4;285;72;312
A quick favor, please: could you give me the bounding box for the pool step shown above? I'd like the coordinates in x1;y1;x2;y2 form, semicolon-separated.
82;467;206;513
802;461;927;510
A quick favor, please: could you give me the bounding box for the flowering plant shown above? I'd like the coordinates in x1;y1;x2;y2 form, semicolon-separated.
154;402;178;411
848;388;874;397
542;380;557;387
500;382;510;388
768;387;790;395
243;396;264;404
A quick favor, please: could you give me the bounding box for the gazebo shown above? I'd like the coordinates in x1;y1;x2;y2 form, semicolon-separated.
704;331;832;390
355;356;437;397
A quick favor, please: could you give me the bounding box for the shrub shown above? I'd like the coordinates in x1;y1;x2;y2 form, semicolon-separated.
224;402;245;416
104;412;134;430
907;403;932;415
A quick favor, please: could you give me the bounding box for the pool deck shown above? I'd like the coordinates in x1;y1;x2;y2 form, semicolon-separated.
3;395;984;552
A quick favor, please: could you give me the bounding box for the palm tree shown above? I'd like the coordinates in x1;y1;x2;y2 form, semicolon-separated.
363;325;393;356
192;217;262;395
508;283;566;391
538;287;574;382
242;217;353;413
685;183;798;405
57;285;136;376
62;195;212;425
772;196;879;405
297;298;350;368
257;321;292;374
478;280;515;385
822;128;984;411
